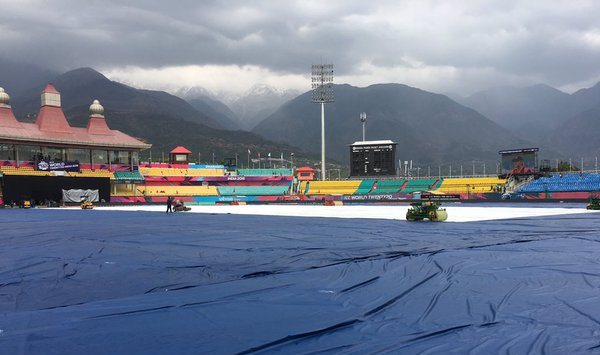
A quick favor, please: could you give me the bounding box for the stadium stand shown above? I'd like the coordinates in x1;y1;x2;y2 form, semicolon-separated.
113;170;145;181
518;173;600;192
435;177;506;194
217;186;290;196
355;180;376;194
0;166;53;176
138;167;225;177
401;179;437;193
67;169;114;179
136;185;219;197
237;168;293;176
304;181;361;195
372;180;405;194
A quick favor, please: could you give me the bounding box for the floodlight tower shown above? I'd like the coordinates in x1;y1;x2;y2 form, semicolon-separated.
360;112;367;141
311;64;334;181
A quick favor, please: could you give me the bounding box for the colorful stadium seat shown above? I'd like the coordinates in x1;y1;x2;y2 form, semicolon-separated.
355;180;376;194
373;180;405;194
136;185;219;197
113;170;145;181
304;181;362;195
435;177;505;194
217;186;290;196
401;179;437;193
138;167;226;177
518;173;600;192
237;168;292;176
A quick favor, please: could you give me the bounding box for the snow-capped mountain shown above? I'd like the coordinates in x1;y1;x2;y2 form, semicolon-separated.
174;84;301;130
230;84;301;130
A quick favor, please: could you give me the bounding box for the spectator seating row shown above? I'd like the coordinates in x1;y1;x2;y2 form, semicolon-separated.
355;180;375;194
67;169;114;178
138;167;226;177
300;181;362;195
237;168;293;176
519;173;600;192
373;180;406;194
0;166;53;176
435;177;506;194
113;170;145;181
217;186;290;196
401;179;437;193
136;185;219;197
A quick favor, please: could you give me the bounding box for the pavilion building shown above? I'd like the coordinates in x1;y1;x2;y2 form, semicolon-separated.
0;84;151;203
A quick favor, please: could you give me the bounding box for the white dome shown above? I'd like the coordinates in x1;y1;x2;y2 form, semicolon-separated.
0;87;10;106
89;99;104;116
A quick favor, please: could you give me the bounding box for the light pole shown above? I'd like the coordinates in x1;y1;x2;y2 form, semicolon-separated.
290;153;294;171
312;64;334;181
360;112;367;141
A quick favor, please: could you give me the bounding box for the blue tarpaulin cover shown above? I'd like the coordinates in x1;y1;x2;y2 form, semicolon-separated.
1;207;600;354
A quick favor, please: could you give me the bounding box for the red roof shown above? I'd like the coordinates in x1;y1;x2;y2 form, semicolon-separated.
0;85;150;150
170;146;192;154
0;122;150;149
0;107;23;128
296;166;315;172
87;116;112;135
43;83;60;94
35;105;72;133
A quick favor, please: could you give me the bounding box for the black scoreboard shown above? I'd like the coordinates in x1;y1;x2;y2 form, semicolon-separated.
349;140;397;177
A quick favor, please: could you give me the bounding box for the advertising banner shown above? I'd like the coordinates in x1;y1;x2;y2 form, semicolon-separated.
36;160;81;172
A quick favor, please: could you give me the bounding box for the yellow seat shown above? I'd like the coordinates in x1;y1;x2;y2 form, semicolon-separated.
304;181;361;195
435;178;506;194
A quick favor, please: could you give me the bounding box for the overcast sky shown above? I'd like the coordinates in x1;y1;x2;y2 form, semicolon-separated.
2;0;600;95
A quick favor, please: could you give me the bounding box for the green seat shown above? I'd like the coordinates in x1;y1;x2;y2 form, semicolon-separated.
237;168;292;177
401;179;436;193
372;180;405;194
114;170;145;181
355;179;375;194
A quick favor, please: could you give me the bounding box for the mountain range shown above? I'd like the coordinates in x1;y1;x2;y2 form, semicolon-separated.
1;65;309;165
254;83;529;166
456;83;600;158
176;85;300;130
3;58;600;170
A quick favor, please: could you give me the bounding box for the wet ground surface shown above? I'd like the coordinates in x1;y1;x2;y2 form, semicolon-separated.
1;206;600;354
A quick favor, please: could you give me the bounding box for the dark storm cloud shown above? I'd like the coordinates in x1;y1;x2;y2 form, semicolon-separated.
2;0;600;92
